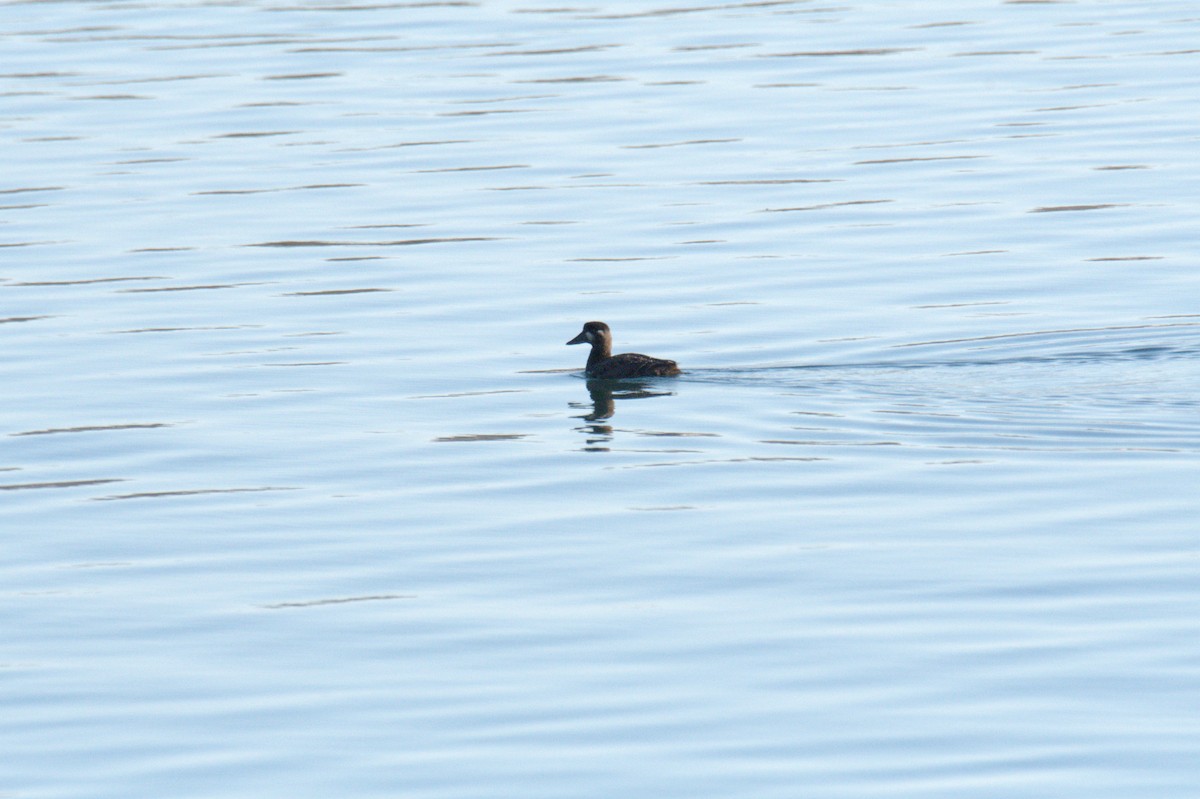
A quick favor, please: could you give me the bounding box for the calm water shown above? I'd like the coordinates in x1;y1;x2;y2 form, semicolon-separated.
3;1;1199;796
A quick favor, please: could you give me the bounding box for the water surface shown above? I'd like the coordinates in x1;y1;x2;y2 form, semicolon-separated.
2;1;1199;797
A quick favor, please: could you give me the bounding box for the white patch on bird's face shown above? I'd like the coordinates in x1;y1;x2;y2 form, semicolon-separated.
585;330;595;342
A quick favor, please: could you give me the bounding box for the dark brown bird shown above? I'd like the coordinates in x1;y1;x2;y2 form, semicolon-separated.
566;321;681;379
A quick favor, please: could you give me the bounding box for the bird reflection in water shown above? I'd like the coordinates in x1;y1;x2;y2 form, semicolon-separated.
570;378;675;448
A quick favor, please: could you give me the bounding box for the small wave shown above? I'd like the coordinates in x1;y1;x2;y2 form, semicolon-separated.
685;322;1200;381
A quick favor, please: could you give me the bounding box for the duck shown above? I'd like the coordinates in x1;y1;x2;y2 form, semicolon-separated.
566;321;681;378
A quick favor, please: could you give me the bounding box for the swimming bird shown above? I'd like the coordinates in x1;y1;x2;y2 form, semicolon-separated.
566;321;681;379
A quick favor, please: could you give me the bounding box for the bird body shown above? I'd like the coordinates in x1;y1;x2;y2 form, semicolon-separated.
566;321;681;378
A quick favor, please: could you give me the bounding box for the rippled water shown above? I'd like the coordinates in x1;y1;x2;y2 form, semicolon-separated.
3;1;1199;797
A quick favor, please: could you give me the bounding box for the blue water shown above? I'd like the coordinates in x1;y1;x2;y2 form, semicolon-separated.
3;1;1199;797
